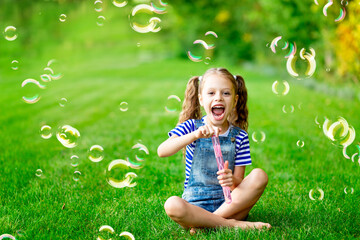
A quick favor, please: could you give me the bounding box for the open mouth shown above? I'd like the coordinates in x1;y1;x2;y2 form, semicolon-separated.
211;105;225;121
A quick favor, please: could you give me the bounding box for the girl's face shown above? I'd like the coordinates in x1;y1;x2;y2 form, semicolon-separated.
198;73;238;130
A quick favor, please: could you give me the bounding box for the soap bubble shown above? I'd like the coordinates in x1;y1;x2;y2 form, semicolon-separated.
309;188;324;200
0;234;16;240
94;0;103;12
106;159;137;188
113;0;127;7
296;140;305;148
4;26;17;41
151;1;167;14
129;4;161;33
35;169;43;177
11;60;19;70
97;225;115;240
165;95;181;112
97;16;106;26
271;80;290;96
40;125;52;139
128;143;149;169
119;102;129;111
286;48;316;79
88;145;104;162
56;125;81;148
344;187;354;194
58;98;68;107
322;117;355;147
251;131;266;143
70;155;79;167
21;78;46;104
40;74;51;82
282;104;294;114
59;14;67;22
73;170;81;181
119;232;135;240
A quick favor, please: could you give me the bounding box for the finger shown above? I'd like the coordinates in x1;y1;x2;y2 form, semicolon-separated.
224;161;229;170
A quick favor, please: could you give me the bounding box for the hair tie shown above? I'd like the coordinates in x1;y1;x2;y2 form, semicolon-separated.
198;76;202;81
233;75;237;80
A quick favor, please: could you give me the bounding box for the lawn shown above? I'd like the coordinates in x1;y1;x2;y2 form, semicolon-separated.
1;2;359;239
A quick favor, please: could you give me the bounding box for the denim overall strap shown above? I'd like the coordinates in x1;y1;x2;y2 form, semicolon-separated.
182;120;237;202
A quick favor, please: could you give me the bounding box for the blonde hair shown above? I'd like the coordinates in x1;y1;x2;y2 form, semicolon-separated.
178;68;248;131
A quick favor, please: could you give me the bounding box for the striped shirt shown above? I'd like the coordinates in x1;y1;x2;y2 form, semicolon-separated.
168;116;252;188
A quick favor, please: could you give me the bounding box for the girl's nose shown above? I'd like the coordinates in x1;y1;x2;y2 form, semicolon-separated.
214;92;222;100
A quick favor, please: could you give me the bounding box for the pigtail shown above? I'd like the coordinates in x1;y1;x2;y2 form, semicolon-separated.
230;75;249;131
178;76;202;124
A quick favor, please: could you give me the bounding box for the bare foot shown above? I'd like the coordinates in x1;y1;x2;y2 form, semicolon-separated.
229;219;272;230
189;227;197;235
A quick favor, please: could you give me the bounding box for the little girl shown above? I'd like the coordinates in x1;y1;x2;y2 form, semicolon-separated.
157;68;271;232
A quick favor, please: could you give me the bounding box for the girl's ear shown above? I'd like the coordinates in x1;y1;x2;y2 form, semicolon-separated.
198;93;203;107
234;94;239;108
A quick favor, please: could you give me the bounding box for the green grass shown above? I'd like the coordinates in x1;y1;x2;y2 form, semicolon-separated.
1;1;360;239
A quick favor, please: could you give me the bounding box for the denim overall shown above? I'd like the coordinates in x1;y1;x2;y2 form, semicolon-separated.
182;120;240;212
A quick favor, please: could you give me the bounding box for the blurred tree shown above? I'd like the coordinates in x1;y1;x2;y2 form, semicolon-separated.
333;0;360;84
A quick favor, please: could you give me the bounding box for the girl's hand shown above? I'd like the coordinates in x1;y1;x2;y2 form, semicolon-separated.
217;161;233;187
194;124;221;139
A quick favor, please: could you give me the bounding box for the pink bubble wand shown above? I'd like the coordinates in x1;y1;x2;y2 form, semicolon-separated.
211;136;232;204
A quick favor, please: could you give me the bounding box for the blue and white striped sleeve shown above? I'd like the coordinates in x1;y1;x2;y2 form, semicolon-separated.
234;130;252;166
168;119;196;137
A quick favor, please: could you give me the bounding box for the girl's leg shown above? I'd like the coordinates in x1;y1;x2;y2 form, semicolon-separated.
213;168;269;220
164;196;270;230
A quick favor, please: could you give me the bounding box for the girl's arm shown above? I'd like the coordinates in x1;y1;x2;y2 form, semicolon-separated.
231;166;245;191
217;165;245;191
157;133;197;157
158;124;221;157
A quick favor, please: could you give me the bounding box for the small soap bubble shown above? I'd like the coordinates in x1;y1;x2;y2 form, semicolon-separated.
21;79;46;103
129;4;161;33
0;234;16;240
119;232;135;240
97;16;106;26
113;0;127;7
56;125;80;148
40;125;52;139
296;140;305;148
59;14;67;22
94;0;103;12
286;48;316;79
97;225;115;240
204;57;211;65
282;104;294;114
322;117;355;147
73;170;81;181
35;169;43;177
271;80;290;96
129;143;149;169
58;97;68;107
11;60;19;70
88;145;104;162
326;67;331;72
251;131;266;143
344;187;354;194
70;155;79;167
4;26;18;41
106;159;137;188
15;230;26;239
40;74;51;82
137;42;141;47
119;101;129;111
165;95;181;112
309;188;324;200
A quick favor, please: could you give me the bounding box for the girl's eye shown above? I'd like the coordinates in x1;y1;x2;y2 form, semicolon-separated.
208;92;214;95
224;92;231;96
